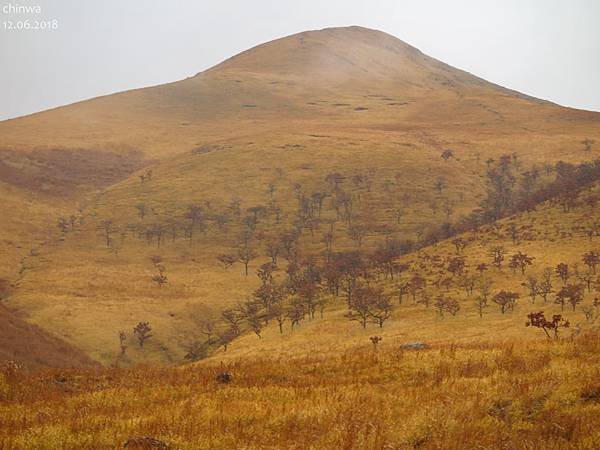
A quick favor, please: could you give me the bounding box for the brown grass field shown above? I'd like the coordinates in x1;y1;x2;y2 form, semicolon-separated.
1;333;599;449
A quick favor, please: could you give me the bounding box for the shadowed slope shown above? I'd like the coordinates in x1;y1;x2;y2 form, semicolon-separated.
0;304;99;369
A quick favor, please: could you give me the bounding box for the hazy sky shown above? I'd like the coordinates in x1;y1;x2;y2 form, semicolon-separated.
1;0;599;121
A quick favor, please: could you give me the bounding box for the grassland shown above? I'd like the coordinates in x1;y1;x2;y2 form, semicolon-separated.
0;25;600;448
1;333;599;449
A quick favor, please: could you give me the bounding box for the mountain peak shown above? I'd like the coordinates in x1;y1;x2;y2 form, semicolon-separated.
204;25;427;81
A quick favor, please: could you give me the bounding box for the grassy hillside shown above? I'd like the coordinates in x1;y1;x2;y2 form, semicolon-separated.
1;24;600;448
216;182;599;361
4;139;484;364
0;26;599;368
5;155;599;367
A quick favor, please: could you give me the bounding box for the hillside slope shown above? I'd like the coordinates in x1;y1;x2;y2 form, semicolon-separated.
1;26;598;158
1;26;599;365
216;182;600;361
0;304;98;369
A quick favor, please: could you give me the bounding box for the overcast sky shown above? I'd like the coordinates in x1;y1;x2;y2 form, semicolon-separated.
0;0;599;121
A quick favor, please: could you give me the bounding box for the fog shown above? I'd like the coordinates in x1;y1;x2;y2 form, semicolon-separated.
0;0;598;120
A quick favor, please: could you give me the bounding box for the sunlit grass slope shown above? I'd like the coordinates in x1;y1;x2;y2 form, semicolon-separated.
216;183;600;360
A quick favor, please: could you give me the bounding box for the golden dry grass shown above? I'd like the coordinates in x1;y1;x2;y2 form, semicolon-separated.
5;158;598;365
1;333;599;449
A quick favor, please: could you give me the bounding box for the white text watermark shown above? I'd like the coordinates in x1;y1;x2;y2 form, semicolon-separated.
1;3;59;31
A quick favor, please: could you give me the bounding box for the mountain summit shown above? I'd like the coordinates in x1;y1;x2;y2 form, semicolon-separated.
0;26;595;159
208;26;501;92
209;26;428;78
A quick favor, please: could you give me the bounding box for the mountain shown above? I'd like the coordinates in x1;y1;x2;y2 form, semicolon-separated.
0;26;598;367
1;26;597;158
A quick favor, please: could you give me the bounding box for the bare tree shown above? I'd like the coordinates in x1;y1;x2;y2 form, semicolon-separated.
368;289;393;327
582;251;599;274
526;311;570;340
287;298;305;331
267;182;276;199
265;239;281;264
221;308;243;335
151;263;168;288
348;224;368;248
325;172;345;189
133;322;152;347
490;246;505;268
434;177;446;194
346;284;382;329
184;341;209;361
239;300;265;338
458;273;477;297
575;265;595;292
538;268;554;303
296;279;321;320
492;291;519;314
476;263;488;276
199;320;217;345
434;296;460;317
395;281;410;304
507;222;519;244
509;252;534;275
475;296;488;318
416;290;432;308
115;330;128;366
478;277;493;303
405;273;425;302
447;256;466;277
98;219;115;247
522;276;539;304
442;198;454;219
323;231;335;257
216;254;237;269
185;204;205;245
135;203;147;220
311;192;327;217
270;302;288;334
238;245;257;276
394;208;403;224
555;284;584;311
556;263;570;284
452;238;467;254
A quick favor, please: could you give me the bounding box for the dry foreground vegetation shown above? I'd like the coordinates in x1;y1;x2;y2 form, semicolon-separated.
1;335;600;449
0;26;600;448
